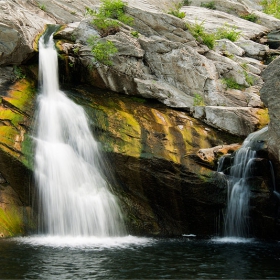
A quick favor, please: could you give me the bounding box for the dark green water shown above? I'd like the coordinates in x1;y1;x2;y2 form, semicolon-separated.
0;236;279;279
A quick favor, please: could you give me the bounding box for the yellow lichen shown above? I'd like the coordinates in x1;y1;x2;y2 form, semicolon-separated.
0;206;25;237
256;108;270;129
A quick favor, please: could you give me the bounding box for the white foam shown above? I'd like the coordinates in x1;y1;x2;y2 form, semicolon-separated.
211;237;255;244
14;235;153;249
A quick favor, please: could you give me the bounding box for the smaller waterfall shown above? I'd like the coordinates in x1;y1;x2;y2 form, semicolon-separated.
219;126;268;238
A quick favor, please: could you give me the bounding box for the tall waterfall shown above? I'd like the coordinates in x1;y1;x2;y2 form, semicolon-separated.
219;126;268;237
34;32;126;237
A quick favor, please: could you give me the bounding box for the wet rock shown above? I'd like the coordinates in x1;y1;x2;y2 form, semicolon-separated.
195;143;241;169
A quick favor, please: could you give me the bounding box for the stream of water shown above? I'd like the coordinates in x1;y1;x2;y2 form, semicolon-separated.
219;127;269;238
34;31;125;236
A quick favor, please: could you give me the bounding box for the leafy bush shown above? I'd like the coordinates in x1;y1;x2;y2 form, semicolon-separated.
201;1;216;9
260;0;280;19
186;21;215;49
168;9;186;18
86;0;133;36
168;3;186;18
87;36;118;66
215;24;241;42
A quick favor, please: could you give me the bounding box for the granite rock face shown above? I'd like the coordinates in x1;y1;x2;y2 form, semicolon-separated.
260;57;280;187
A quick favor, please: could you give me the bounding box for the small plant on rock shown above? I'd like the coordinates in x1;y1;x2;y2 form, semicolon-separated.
216;24;241;42
168;2;186;19
244;71;254;86
260;0;280;19
183;0;192;5
38;3;46;11
86;0;133;37
186;21;215;49
201;1;216;9
87;35;118;66
130;30;139;38
73;46;80;54
240;13;258;22
193;93;205;106
221;77;245;90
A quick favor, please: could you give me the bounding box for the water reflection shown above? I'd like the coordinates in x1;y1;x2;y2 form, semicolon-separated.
0;237;279;279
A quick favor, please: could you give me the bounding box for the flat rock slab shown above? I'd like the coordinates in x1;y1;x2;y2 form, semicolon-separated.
182;6;268;40
192;105;268;136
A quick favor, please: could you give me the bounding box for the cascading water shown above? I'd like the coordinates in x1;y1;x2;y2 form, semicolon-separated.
34;30;126;237
218;126;268;238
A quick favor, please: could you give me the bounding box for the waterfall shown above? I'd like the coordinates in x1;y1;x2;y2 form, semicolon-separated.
34;31;126;237
219;126;268;238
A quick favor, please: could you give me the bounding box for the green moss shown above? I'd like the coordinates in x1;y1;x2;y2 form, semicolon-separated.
21;135;33;169
4;79;36;112
130;96;146;103
0;207;25;237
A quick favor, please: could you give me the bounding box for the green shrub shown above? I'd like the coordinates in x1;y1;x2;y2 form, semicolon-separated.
240;13;258;22
187;21;215;49
86;0;133;36
130;30;139;38
260;0;280;19
168;3;186;18
193;93;205;106
168;9;186;18
201;1;216;9
87;35;118;66
221;77;245;90
183;0;192;5
216;24;241;42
